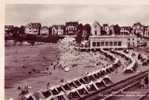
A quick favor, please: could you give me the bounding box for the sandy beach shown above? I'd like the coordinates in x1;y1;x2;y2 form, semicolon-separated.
5;40;112;100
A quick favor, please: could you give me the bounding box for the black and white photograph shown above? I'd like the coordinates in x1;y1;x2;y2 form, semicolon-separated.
4;3;149;100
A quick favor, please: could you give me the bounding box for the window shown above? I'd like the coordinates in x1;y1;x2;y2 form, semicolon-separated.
95;31;97;35
105;42;108;46
97;42;100;46
110;42;113;46
118;41;122;46
114;42;117;46
101;42;104;46
93;42;96;46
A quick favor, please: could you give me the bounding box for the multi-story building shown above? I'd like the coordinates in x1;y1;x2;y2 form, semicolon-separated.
109;25;115;36
144;26;149;37
102;24;111;35
92;21;102;36
82;24;91;40
90;22;136;49
120;26;132;36
65;21;79;35
5;25;14;32
82;29;88;40
132;22;144;36
5;25;14;38
25;23;41;35
51;25;65;36
40;26;49;37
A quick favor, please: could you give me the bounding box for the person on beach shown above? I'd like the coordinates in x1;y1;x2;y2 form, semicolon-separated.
144;76;149;88
46;82;50;89
18;85;32;96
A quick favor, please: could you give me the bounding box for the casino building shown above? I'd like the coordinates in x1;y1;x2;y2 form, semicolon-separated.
78;21;145;50
78;35;141;51
89;35;128;49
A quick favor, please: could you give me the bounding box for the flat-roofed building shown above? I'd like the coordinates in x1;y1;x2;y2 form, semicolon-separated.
89;35;140;49
89;36;128;49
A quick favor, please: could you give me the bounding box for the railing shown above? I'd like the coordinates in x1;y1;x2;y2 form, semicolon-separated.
20;69;149;100
110;50;138;73
81;69;149;100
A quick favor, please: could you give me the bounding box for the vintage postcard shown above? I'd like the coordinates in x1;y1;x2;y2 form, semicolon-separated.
3;0;149;100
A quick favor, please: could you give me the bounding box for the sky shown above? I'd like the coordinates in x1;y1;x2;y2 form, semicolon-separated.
5;4;149;26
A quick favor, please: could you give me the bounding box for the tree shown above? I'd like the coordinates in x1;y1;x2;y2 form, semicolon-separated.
12;26;25;45
83;24;91;40
101;29;106;35
20;26;25;35
113;24;121;35
12;26;20;45
75;23;83;43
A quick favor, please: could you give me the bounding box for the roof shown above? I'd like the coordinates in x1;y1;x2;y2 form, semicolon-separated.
133;22;143;26
65;21;79;26
144;26;149;28
51;25;65;29
103;24;109;27
120;26;131;28
93;21;101;27
120;26;132;30
41;26;49;29
89;35;137;39
5;25;14;28
26;23;41;28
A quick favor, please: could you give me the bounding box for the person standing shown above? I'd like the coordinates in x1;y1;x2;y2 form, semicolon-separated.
144;76;148;88
46;82;50;89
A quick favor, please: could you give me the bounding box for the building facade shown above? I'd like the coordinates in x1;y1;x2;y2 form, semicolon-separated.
82;24;91;40
40;26;49;37
132;22;144;36
120;26;132;36
65;22;79;35
89;36;128;49
109;25;115;36
144;26;149;37
102;24;111;35
51;25;65;36
92;21;102;36
89;35;141;49
5;25;14;32
25;23;41;35
5;25;14;37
